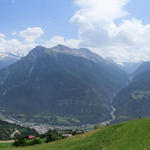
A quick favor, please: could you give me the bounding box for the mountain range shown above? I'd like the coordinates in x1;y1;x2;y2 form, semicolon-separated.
0;52;19;70
2;44;150;126
0;45;128;126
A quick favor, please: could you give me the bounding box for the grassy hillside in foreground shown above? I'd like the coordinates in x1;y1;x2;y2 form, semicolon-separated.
1;118;150;150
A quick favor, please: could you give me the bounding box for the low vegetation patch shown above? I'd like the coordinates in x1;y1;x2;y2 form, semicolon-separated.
131;90;150;100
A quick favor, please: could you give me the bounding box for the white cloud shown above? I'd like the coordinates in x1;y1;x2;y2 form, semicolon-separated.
70;0;150;63
44;36;80;48
0;28;39;56
0;36;35;56
0;33;6;39
1;0;150;63
71;0;129;25
20;27;44;42
0;28;79;57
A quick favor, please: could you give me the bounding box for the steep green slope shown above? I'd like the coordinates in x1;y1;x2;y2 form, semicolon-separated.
2;118;150;150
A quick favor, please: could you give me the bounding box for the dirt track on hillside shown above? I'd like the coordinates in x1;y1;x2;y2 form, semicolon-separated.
0;140;14;143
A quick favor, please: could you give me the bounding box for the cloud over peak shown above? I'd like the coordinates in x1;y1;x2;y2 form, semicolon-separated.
70;0;150;63
20;27;44;42
72;0;129;25
1;0;150;63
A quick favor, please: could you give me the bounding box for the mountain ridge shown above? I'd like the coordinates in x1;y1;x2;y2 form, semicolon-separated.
0;45;128;126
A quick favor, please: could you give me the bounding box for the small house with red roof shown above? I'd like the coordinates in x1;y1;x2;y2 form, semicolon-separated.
28;135;35;139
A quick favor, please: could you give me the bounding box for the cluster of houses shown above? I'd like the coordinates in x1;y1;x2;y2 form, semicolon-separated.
59;129;89;137
27;128;89;140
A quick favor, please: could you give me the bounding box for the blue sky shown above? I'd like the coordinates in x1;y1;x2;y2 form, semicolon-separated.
0;0;149;38
0;0;77;39
0;0;150;63
126;0;150;24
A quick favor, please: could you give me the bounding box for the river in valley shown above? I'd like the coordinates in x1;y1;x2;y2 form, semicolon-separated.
100;105;116;125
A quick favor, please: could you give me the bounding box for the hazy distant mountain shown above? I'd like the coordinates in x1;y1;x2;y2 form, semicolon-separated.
114;61;150;123
120;62;142;75
133;61;150;76
0;52;19;70
0;45;128;126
